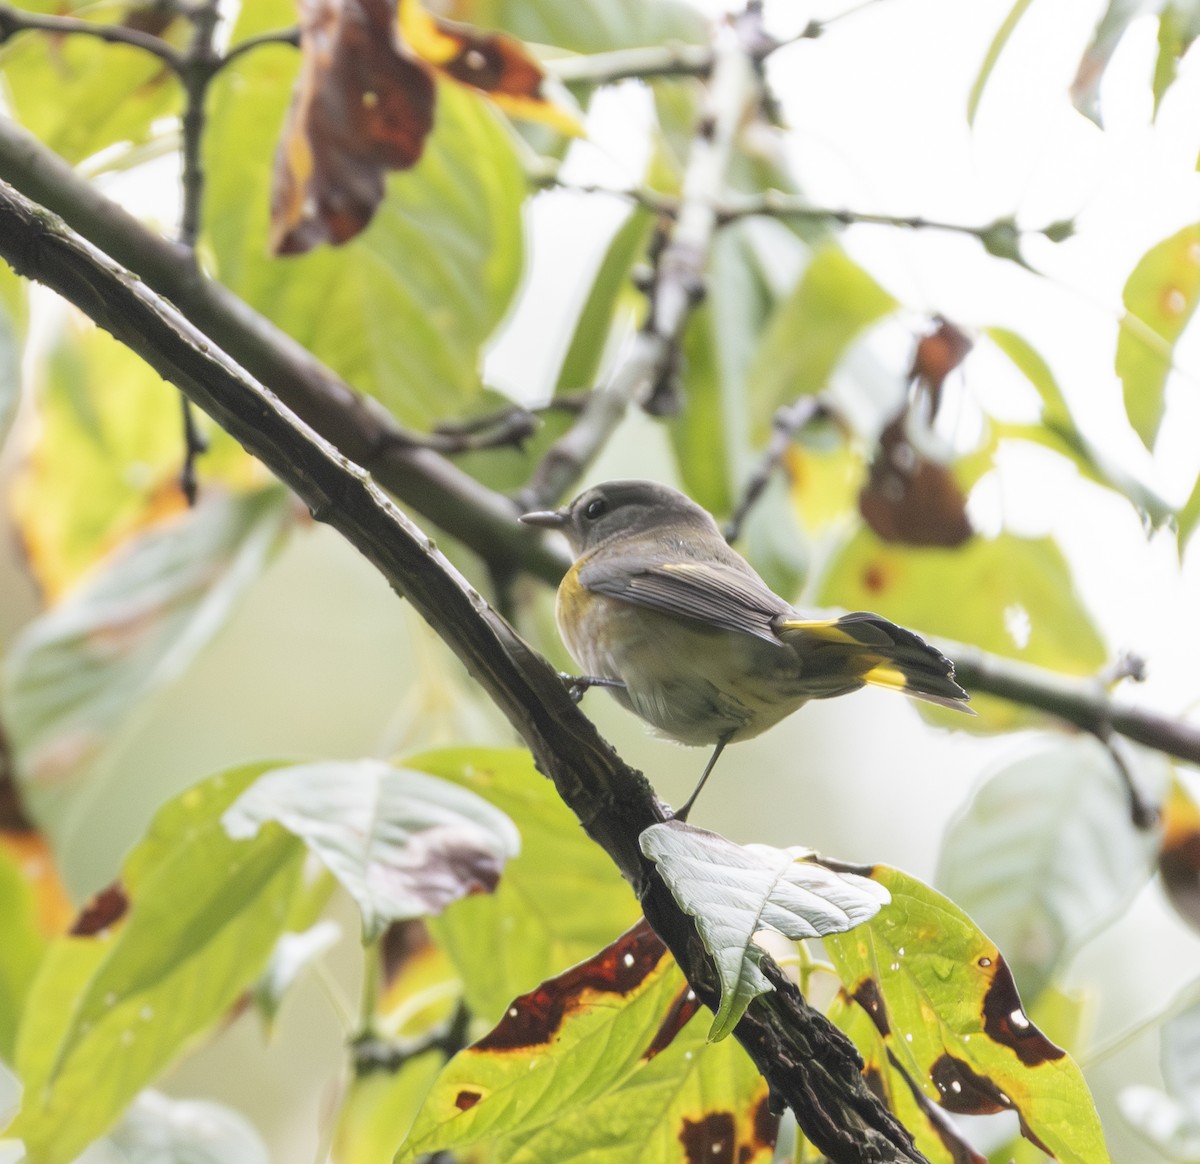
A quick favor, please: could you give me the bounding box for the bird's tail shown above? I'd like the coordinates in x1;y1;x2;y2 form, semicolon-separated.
774;611;972;712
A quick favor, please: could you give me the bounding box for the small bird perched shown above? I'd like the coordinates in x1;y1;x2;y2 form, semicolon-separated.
521;479;970;819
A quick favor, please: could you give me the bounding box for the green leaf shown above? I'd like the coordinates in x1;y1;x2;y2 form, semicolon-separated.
3;488;293;822
205;2;525;430
554;208;654;394
640;821;889;1040
1179;470;1200;555
936;736;1159;1001
824;866;1111;1164
334;1051;445;1164
410;748;641;1023
1116;223;1200;449
818;530;1107;725
0;841;48;1061
968;0;1037;125
10;764;305;1164
448;0;708;52
984;327;1173;525
398;922;775;1163
746;245;897;439
0;12;183;165
223;759;521;941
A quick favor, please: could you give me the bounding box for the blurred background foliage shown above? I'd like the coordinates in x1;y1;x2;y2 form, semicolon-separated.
0;0;1199;1161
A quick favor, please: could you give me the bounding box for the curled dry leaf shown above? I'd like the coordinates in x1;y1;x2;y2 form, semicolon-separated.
859;318;974;548
271;0;577;255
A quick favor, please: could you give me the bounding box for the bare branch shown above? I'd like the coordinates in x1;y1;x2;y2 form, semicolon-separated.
0;178;927;1164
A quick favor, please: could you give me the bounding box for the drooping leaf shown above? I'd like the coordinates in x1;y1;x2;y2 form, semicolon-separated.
3;489;293;818
984;327;1173;525
10;764;305;1164
824;865;1111;1164
11;319;263;599
223;759;520;941
818;529;1107;727
106;1091;270;1164
269;0;436;255
1153;3;1200;116
0;8;183;165
207;2;525;429
1116;223;1200;449
937;735;1160;1000
967;0;1037;125
746;245;897;439
410;748;641;1023
445;0;708;53
641;821;890;1040
398;920;776;1163
1161;776;1200;933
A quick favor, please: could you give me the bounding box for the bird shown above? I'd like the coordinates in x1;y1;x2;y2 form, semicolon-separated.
521;479;970;819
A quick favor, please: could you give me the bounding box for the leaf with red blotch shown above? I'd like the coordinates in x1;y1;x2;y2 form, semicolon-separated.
398;919;776;1163
271;0;577;255
859;318;973;549
270;0;436;255
1160;776;1200;934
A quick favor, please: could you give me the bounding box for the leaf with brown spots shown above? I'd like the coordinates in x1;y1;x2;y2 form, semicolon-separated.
1160;776;1200;933
823;864;1110;1164
398;919;775;1162
827;988;986;1164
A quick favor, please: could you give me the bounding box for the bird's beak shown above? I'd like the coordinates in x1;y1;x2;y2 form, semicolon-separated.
519;507;567;530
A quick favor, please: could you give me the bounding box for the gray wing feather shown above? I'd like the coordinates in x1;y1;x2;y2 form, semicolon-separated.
576;557;787;644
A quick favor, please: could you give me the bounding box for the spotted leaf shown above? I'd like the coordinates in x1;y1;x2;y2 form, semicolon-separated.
823;864;1111;1164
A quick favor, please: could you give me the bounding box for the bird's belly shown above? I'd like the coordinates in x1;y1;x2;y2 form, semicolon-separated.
557;588;806;746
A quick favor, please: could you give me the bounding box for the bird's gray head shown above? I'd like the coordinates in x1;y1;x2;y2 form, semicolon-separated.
520;480;718;555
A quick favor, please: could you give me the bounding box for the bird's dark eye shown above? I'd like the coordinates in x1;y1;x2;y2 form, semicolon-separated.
583;497;608;521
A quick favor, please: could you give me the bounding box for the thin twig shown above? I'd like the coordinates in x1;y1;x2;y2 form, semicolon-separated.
0;3;183;68
519;15;763;510
724;396;827;542
547;42;716;86
214;26;299;74
353;1000;472;1075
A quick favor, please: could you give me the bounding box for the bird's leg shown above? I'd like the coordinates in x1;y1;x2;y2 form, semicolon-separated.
675;734;732;823
559;673;626;704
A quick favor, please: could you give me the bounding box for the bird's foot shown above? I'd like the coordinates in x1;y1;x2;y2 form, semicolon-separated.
560;673;626;704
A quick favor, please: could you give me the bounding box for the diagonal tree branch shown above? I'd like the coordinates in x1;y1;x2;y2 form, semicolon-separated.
0;177;927;1164
0;114;567;584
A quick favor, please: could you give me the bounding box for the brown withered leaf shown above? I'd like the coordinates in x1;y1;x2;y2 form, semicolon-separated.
1160;776;1200;933
399;0;579;134
859;318;974;547
271;0;577;255
270;0;436;255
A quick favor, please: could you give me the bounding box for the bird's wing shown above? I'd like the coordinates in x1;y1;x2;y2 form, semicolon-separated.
576;556;787;644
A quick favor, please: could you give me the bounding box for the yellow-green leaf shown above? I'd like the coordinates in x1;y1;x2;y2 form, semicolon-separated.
824;865;1111;1164
1116;223;1200;449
